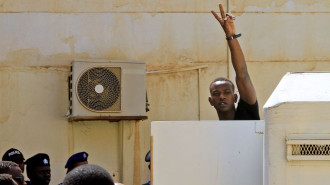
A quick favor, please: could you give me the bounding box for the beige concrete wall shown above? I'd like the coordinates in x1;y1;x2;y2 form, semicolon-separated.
0;0;329;185
231;0;330;120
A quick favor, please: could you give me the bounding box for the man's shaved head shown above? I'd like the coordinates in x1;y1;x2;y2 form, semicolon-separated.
63;164;114;185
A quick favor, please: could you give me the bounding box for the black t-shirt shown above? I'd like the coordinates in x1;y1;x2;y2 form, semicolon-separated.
234;99;260;120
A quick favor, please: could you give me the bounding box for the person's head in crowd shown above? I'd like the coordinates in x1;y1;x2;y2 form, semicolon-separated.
142;151;151;185
65;152;88;174
2;148;25;173
145;151;150;170
63;164;114;185
25;153;51;185
0;174;18;185
0;161;26;185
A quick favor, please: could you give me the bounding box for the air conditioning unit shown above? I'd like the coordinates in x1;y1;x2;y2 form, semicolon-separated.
68;59;147;121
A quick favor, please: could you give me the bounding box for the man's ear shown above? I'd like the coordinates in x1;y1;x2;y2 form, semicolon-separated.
208;97;214;106
234;94;238;103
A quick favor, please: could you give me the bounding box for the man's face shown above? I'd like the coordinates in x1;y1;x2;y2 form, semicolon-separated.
209;81;237;112
9;166;26;185
31;166;51;185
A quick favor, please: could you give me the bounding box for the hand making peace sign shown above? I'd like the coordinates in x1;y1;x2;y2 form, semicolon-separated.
211;4;236;37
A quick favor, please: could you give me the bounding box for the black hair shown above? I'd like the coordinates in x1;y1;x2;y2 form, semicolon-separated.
209;77;235;93
63;164;114;185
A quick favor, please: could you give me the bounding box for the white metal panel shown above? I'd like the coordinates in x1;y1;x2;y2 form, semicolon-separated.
151;120;264;185
264;72;330;109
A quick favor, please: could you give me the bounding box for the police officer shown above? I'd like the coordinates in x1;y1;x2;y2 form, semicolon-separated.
58;152;89;185
65;152;88;174
2;148;25;173
142;151;150;185
25;153;51;185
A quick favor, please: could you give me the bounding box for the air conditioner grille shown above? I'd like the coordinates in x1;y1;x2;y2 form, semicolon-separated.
292;144;330;155
77;67;121;112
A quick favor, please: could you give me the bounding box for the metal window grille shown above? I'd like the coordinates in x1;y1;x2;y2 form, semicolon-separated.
287;139;330;161
292;144;330;155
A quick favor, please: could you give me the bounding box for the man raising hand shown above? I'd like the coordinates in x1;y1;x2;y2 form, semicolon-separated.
209;3;260;120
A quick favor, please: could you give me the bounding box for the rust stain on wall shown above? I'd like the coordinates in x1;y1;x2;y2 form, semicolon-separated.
113;0;130;8
0;73;11;123
62;35;77;55
104;47;128;60
146;70;200;120
2;48;90;68
139;49;202;71
276;0;330;7
140;46;224;71
232;0;330;13
0;0;4;9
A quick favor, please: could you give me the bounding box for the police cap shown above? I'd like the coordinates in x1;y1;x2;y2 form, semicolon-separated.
2;148;25;162
25;153;50;168
65;152;88;169
145;151;150;162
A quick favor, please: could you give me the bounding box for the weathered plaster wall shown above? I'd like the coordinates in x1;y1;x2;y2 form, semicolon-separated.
230;0;330;119
0;0;330;185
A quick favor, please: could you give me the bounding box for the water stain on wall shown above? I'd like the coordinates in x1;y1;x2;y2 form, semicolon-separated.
62;35;77;55
0;72;11;123
113;0;131;8
233;0;330;13
2;48;90;67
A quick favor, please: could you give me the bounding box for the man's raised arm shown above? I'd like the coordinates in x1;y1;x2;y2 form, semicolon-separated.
211;4;257;105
